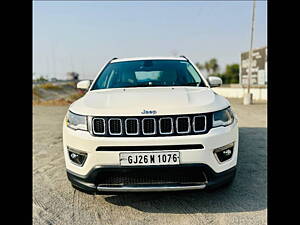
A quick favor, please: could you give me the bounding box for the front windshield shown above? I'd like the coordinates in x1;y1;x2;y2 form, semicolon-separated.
91;60;206;90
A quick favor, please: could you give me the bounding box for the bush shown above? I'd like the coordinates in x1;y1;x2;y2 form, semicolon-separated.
38;83;62;90
35;76;48;83
211;64;239;84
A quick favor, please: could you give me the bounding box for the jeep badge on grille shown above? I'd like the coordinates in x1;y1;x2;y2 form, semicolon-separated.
141;110;157;115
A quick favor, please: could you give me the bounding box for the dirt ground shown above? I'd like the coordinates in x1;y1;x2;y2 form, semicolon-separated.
33;98;267;225
32;83;84;105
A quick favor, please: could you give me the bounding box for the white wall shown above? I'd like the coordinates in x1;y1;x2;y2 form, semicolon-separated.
213;87;267;101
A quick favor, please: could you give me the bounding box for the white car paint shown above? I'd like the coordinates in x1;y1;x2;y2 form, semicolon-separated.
69;87;230;116
62;56;239;191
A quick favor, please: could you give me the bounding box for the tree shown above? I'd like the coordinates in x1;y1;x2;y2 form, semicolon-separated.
195;58;238;84
208;58;219;75
67;72;79;81
35;76;48;83
195;62;204;70
224;64;239;83
204;61;211;75
196;58;219;75
215;64;239;84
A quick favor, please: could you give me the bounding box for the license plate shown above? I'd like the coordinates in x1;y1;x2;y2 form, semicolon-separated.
120;151;180;166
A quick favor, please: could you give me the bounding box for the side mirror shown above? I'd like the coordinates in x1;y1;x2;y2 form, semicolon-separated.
77;80;91;90
207;76;222;88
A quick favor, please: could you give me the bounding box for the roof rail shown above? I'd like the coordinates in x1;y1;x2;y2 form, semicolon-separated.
110;57;118;62
179;55;189;62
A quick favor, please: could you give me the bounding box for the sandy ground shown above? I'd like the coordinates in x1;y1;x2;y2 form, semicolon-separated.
33;83;84;105
33;98;267;225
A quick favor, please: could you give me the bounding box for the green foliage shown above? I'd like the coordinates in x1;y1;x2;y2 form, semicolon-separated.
208;58;219;74
195;62;204;70
195;58;239;84
195;58;219;75
35;76;48;82
204;62;210;74
222;64;239;84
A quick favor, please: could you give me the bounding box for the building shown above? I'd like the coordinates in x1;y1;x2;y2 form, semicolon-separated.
240;46;267;86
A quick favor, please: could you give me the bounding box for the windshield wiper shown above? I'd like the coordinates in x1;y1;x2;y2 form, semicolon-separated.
121;84;168;88
121;83;202;88
121;82;170;88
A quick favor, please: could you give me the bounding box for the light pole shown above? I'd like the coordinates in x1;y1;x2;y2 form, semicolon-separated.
244;0;256;105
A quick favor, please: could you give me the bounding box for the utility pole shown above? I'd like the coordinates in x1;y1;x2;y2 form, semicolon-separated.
244;0;256;105
52;47;56;80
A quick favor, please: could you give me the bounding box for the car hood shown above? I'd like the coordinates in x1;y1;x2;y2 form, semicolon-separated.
69;87;230;116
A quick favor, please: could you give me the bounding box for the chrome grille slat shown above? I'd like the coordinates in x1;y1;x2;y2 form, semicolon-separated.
92;114;207;137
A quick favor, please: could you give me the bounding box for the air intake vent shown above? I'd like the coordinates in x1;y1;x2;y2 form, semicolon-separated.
96;167;207;186
108;119;122;135
159;118;173;134
125;119;139;135
142;118;156;135
176;117;190;134
93;118;105;134
193;116;206;132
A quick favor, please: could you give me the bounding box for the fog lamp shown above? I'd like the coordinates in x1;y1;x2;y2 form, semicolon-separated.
67;147;87;166
223;149;232;156
214;142;234;163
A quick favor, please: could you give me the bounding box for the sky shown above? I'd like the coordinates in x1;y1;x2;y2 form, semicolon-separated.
33;1;267;80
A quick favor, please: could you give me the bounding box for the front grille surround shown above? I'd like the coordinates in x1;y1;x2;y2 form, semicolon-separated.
91;113;211;137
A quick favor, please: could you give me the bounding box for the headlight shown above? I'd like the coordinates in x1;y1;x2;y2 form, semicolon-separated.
66;111;87;131
212;107;234;127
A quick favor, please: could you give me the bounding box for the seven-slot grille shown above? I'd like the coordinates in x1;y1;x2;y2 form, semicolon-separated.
92;114;210;137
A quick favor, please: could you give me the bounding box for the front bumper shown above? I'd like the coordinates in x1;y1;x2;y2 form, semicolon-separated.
63;118;238;192
67;164;236;193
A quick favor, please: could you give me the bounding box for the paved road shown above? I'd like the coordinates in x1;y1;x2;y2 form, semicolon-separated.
33;98;267;225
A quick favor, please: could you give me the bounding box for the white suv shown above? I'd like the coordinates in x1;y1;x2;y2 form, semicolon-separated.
63;56;239;193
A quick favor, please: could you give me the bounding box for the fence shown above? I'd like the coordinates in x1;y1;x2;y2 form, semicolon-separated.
213;86;267;101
